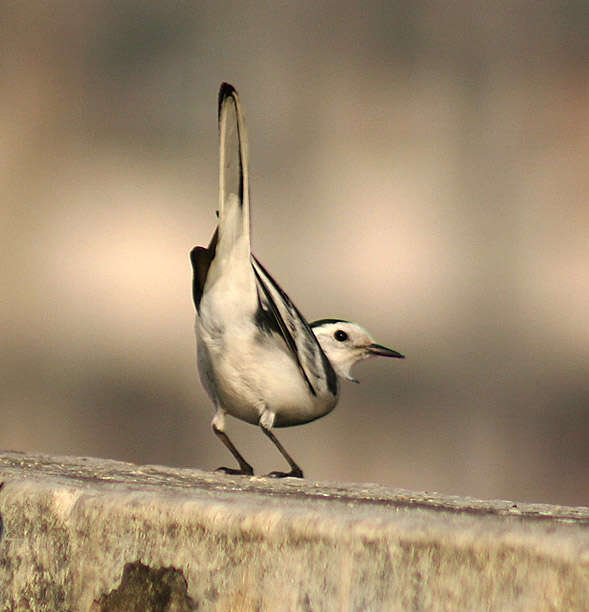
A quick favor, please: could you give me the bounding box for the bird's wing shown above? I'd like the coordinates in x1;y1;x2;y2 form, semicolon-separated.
251;255;338;397
190;229;218;312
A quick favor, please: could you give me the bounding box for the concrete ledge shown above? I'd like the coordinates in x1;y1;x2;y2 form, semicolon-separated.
0;451;587;611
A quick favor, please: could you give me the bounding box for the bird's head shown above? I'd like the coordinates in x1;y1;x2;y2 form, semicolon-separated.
310;319;404;383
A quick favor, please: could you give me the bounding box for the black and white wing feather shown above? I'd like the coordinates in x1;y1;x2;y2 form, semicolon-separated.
252;255;338;397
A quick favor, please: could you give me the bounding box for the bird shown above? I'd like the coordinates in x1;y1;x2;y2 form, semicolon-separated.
190;82;404;478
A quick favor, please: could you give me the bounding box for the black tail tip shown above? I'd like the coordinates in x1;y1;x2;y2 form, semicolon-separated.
218;82;238;117
220;82;237;96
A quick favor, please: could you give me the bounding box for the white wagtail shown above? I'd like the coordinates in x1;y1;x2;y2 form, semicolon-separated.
190;83;404;478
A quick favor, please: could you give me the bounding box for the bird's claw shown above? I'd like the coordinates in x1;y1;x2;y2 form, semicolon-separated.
216;466;254;476
265;469;303;479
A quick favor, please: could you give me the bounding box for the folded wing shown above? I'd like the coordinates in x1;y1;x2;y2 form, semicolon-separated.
251;255;337;397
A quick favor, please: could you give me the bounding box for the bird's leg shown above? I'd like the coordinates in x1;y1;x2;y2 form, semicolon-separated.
262;428;304;478
259;410;303;478
212;410;254;476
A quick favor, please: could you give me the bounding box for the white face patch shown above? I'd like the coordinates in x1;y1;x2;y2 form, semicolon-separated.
311;321;375;382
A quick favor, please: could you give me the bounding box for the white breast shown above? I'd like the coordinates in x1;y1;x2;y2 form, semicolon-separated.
195;313;338;428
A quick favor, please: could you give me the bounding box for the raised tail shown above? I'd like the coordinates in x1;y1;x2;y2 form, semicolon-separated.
192;83;256;314
191;84;253;313
217;83;250;251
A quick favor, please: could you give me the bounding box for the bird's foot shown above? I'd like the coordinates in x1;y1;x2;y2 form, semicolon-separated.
265;468;304;479
215;465;254;476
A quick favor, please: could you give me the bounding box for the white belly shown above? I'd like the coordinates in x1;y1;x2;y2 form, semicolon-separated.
196;316;337;427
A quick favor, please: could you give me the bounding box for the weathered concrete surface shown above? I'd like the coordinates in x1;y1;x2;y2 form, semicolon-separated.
0;452;587;611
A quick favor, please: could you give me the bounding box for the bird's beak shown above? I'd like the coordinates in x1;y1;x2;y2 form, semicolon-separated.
367;343;405;359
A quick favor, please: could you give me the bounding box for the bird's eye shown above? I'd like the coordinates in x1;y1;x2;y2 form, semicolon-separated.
334;330;348;342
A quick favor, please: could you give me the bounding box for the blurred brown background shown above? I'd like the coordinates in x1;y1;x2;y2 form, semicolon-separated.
2;2;588;506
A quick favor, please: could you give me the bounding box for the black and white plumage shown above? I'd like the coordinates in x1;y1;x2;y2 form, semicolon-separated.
190;83;404;478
